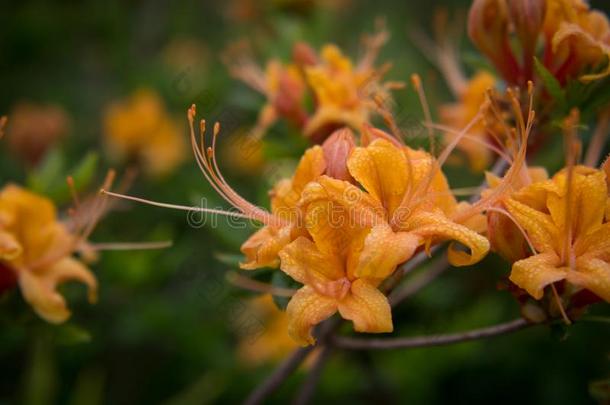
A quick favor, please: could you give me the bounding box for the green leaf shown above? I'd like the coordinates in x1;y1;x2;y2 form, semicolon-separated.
534;57;567;110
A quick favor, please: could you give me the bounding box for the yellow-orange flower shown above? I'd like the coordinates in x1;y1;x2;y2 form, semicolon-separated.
505;166;610;302
344;137;490;266
440;71;496;171
280;188;417;345
277;137;491;345
303;42;399;139
104;89;186;177
0;185;97;323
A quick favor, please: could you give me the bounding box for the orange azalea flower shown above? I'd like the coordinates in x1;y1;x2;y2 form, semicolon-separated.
440;71;496;171
225;27;401;143
224;42;309;140
0;184;97;323
504;165;610;304
277;135;500;345
103;89;186;177
302;38;401;139
279;189;418;345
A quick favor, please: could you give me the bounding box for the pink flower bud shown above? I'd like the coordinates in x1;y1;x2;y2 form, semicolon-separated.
322;127;356;181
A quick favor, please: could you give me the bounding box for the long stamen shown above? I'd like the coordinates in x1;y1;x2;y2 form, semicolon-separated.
551;284;572;325
89;241;173;251
100;190;252;219
187;106;282;227
486;206;537;255
453;83;536;222
562;109;579;268
411;74;436;157
225;271;296;297
427;123;514;164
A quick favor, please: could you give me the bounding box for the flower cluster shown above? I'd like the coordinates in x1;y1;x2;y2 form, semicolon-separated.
224;25;403;143
102;1;610;349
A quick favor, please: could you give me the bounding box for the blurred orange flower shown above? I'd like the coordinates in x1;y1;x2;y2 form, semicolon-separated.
0;184;97;323
238;295;297;365
440;71;496;172
104;89;186;177
6;102;70;166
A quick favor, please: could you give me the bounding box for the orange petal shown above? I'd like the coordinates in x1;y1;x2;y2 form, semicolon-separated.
408;211;490;266
347;139;409;217
286;286;338;346
350;223;420;281
510;252;567;300
337;279;393;333
271;146;326;211
571;257;610;302
18;257;97;324
278;237;344;285
240;226;292;270
300;176;385;227
505;197;558;253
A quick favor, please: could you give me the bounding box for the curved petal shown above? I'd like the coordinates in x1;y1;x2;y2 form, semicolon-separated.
408;211;490;266
510;252;567;300
300;176;385;227
18;257;97;324
271;146;326;212
570;258;610;303
350;223;420;281
505;197;558;253
240;226;292;270
347;139;409;216
286;286;338;346
337;279;392;333
278;237;344;284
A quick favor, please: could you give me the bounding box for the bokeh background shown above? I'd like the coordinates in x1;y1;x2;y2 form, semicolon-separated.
1;0;610;404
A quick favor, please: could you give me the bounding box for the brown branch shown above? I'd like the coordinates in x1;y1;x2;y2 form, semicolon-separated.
292;346;334;405
244;346;315;405
389;255;449;307
244;319;340;405
332;318;533;350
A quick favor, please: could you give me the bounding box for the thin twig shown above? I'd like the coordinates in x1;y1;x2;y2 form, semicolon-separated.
244;346;315;405
332;318;533;350
244;319;340;405
292;346;334;405
389;255;449;307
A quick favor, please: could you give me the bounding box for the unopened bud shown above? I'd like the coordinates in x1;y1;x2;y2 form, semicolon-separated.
508;0;547;48
322;127;356;182
292;42;318;67
468;0;520;83
468;0;509;59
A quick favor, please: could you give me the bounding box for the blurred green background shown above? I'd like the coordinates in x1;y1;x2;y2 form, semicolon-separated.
1;0;609;404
